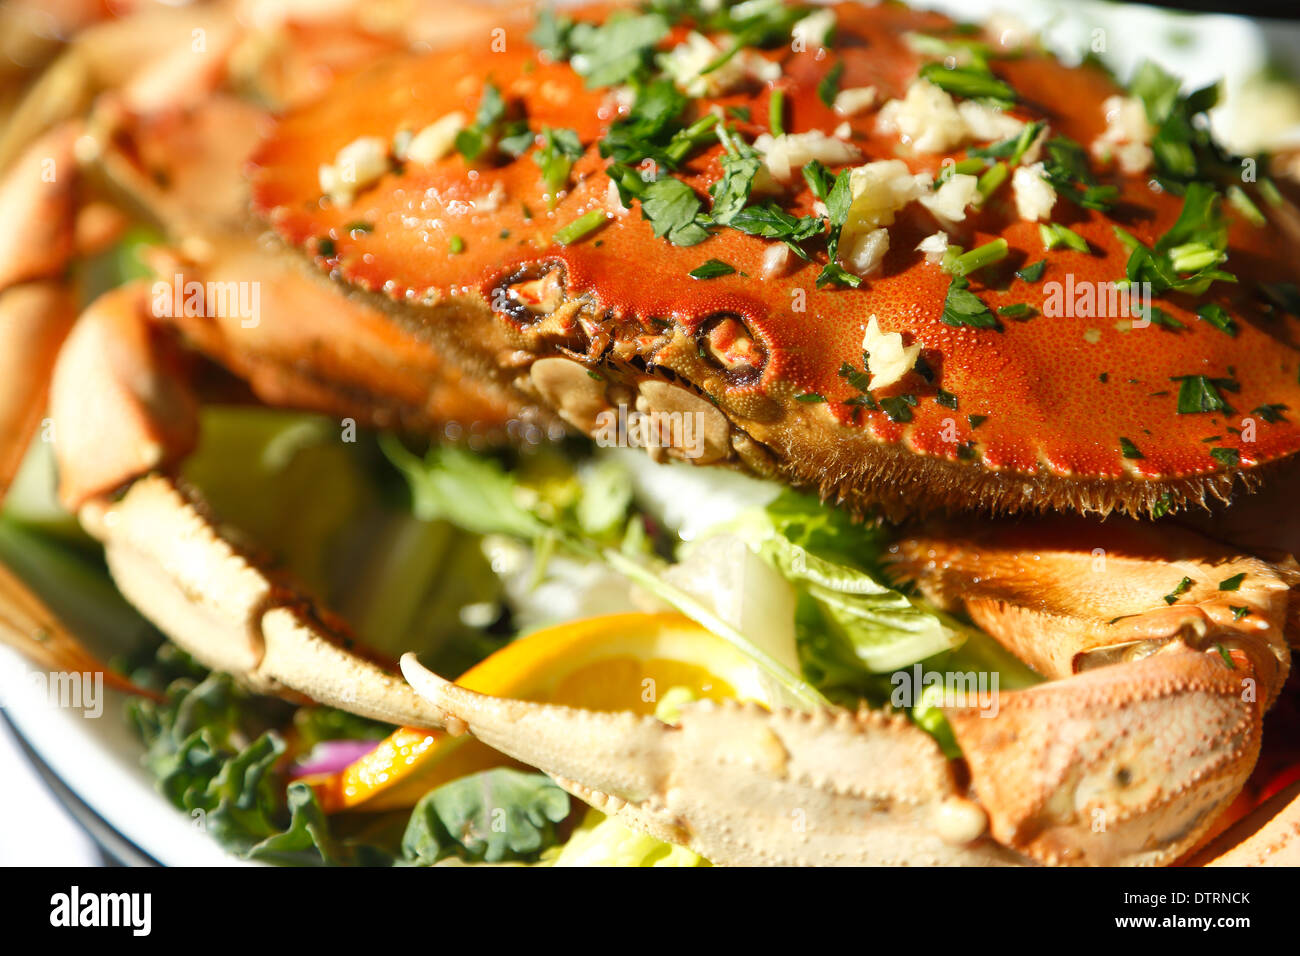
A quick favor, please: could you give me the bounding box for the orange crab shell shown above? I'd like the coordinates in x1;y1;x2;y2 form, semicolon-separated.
250;2;1300;515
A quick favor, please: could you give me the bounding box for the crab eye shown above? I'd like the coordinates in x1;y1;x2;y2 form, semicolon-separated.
491;262;567;325
699;315;766;384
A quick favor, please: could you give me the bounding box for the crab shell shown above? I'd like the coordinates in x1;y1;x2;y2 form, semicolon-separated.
249;1;1300;519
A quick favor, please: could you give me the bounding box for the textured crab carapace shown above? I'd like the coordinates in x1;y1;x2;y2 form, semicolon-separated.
251;1;1300;519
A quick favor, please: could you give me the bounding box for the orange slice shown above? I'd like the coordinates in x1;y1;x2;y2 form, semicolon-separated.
308;612;768;812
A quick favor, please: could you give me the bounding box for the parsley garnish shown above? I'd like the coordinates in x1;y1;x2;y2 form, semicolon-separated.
568;12;670;88
936;389;959;409
998;303;1035;319
689;259;737;280
534;127;583;206
838;361;872;394
880;394;919;423
941;276;999;329
970;121;1045;165
1016;259;1047;283
1195;303;1236;336
1119;437;1144;460
817;61;844;109
1116;183;1235;296
918;61;1016;108
1218;572;1246;591
1210;447;1240;467
710;151;763;226
1040;136;1118;211
1230;606;1250;622
1163;576;1193;605
1172;374;1238;414
1252;403;1288;423
967;414;988;429
796;392;826;403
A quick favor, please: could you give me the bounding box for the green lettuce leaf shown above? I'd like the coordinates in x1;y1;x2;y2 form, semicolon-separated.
401;769;571;865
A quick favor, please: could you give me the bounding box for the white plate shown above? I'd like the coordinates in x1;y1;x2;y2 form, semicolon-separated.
3;0;1298;867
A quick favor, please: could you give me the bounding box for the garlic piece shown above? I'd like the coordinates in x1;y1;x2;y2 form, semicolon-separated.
863;314;921;391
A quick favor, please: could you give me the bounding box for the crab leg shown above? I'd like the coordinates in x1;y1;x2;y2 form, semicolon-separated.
32;278;460;730
398;518;1290;866
401;656;1024;866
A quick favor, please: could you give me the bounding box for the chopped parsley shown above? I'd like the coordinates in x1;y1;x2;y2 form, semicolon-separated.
1252;404;1288;423
1218;572;1246;591
448;235;465;254
567;12;670;88
1163;576;1193;605
1128;60;1221;183
1115;183;1235;296
970;120;1046;165
455;82;529;162
941;276;999;329
1210;447;1240;467
688;259;737;280
997;303;1035;319
533;127;583;205
936;389;959;410
838;361;872;393
710;150;763;226
1172;374;1238;414
1230;606;1250;622
1195;303;1237;336
1040;135;1118;211
796;392;827;403
918;61;1017;108
816;169;860;289
967;414;988;429
880;394;919;423
817;61;845;109
1119;437;1144;460
1016;259;1047;283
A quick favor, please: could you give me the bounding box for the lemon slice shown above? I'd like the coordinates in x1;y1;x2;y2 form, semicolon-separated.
308;612;767;812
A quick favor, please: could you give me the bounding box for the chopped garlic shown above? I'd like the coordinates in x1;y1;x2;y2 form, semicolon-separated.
319;136;390;205
660;32;779;97
919;172;980;222
833;86;877;117
1011;162;1057;222
863;314;921;390
916;230;949;263
956;100;1024;142
762;242;791;278
834;121;852;140
842;227;889;277
1091;95;1154;175
876;79;968;154
841;159;929;251
753;129;862;183
792;8;835;49
402;112;466;166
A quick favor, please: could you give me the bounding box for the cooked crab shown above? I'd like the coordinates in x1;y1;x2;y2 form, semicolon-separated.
1;0;1299;865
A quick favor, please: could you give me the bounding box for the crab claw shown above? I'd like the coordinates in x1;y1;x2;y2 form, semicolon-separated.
77;473;450;729
947;643;1262;866
399;654;1024;866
